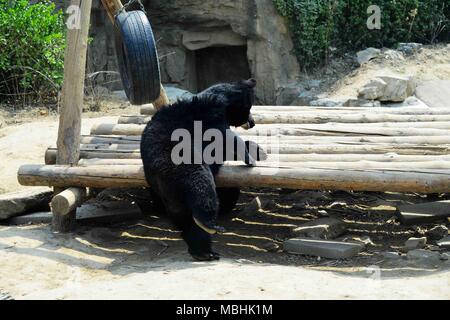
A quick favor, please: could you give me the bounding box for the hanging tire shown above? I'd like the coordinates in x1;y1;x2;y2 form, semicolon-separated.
114;10;161;105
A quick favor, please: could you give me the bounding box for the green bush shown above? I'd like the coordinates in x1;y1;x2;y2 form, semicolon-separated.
0;0;66;105
273;0;450;69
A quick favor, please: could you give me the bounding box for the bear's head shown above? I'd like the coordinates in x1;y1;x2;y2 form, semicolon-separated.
199;79;257;128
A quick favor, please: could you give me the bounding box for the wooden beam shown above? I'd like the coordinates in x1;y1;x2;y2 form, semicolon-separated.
90;122;450;137
131;112;450;125
51;187;88;216
75;143;450;155
141;105;450;116
44;148;450;165
53;0;92;232
80;134;450;145
18;164;450;193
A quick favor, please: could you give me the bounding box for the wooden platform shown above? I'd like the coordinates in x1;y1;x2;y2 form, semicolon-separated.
18;104;450;194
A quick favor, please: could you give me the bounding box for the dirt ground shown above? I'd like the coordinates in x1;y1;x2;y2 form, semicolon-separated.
0;45;449;300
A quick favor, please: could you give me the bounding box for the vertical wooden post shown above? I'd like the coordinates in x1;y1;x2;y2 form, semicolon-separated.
53;0;93;232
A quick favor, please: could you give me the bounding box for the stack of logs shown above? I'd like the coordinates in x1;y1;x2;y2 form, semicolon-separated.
19;104;450;194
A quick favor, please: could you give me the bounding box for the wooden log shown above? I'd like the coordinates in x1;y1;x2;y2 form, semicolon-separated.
76;158;450;170
80;134;450;146
80;135;140;145
17;164;450;193
51;187;87;216
118;115;151;124
45;148;450;165
54;0;92;232
141;105;450;116
76;143;450;155
129;113;450;125
90;122;450;137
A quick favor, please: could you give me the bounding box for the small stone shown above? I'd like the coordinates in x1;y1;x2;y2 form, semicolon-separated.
437;236;450;250
407;249;441;262
426;225;448;241
398;43;423;56
241;196;271;215
262;242;280;252
381;251;403;259
343;98;381;108
383;49;405;61
291;218;346;239
404;237;427;251
356;48;381;65
440;253;450;261
284;238;363;259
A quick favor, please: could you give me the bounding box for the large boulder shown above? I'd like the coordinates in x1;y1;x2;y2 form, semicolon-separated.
378;75;416;102
416;80;450;108
358;75;416;102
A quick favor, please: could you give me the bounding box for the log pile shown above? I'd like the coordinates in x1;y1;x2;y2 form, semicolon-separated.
18;104;450;194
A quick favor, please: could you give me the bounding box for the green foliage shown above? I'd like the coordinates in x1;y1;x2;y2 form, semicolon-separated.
0;0;66;104
273;0;450;69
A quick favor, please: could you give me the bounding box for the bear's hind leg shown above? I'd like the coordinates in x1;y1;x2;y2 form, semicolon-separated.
182;221;220;261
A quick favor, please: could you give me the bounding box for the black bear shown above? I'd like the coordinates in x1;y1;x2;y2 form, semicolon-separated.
141;79;265;261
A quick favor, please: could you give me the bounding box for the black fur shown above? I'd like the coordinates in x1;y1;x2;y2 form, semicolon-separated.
141;80;264;261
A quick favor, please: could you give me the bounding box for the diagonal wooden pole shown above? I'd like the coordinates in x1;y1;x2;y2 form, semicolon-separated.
53;0;92;232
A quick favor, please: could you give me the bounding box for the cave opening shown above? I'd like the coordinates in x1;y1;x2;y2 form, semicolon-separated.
190;46;251;93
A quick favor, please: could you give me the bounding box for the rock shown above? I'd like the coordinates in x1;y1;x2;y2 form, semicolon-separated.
291;218;346;239
310;97;349;107
275;84;303;105
416;80;450;108
426;225;448;241
349;236;376;247
8;211;52;225
241;196;271;215
381;251;403;259
262;242;280;252
404;237;427;251
377;75;416;102
76;201;142;223
356;48;381;65
357;78;387;100
441;253;450;261
0;188;52;220
398;43;423;56
291;91;318;106
284;238;364;259
437;236;450;250
407;249;441;262
397;200;450;225
343;98;381;108
383;49;405;61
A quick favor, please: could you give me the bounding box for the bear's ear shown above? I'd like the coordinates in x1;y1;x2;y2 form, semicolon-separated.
243;78;257;88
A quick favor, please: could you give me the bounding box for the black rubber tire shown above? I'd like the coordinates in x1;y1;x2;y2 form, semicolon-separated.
114;10;161;105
